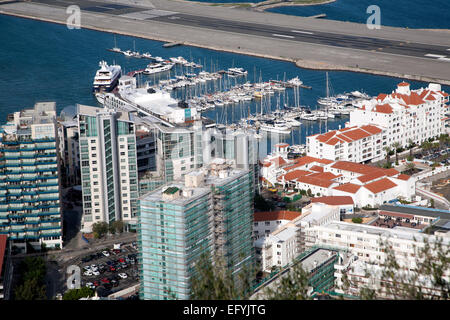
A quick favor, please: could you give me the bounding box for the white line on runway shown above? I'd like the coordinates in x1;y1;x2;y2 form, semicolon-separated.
424;53;447;58
291;30;314;35
272;34;295;39
438;57;450;62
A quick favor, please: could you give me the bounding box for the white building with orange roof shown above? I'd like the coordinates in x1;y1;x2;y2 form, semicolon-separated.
349;82;448;147
260;143;292;187
306;124;386;163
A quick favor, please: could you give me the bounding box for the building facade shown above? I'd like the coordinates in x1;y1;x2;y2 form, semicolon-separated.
78;105;139;233
0;102;63;251
349;82;448;148
138;161;255;300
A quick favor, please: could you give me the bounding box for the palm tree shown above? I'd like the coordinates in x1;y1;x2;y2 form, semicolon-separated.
383;146;392;164
405;161;416;174
408;139;415;157
420;141;432;155
392;142;401;164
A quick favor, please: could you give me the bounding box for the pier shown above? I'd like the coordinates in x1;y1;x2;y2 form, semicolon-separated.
163;42;183;48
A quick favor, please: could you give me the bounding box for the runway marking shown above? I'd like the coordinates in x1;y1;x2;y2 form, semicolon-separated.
272;34;295;39
438;57;450;62
425;53;447;58
291;30;314;35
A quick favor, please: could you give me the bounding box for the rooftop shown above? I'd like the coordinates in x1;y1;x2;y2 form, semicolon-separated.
379;204;450;219
311;196;354;206
254;210;302;222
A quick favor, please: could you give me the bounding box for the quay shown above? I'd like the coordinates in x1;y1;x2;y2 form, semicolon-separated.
1;0;450;85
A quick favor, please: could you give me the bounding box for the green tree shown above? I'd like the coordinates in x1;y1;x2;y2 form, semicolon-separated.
352;217;363;224
340;238;449;299
392;142;401;164
112;220;124;233
254;193;274;211
263;262;310;300
191;252;255;300
92;221;109;238
14;257;47;300
383;146;392;165
63;287;95;300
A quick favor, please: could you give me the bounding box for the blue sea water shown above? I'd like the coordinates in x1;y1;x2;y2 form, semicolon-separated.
0;14;448;150
267;0;450;29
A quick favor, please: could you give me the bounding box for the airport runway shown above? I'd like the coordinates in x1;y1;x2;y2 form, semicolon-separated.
18;0;450;62
1;0;450;83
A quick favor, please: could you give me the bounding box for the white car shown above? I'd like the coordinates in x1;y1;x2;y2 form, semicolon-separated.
118;273;128;279
92;270;100;276
85;282;95;289
102;251;110;257
83;266;91;272
83;270;93;276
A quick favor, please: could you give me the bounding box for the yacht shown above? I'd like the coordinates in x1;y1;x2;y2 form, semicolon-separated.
143;62;175;75
260;121;292;134
93;60;122;92
170;56;188;65
227;67;248;77
287;77;303;87
142;52;152;59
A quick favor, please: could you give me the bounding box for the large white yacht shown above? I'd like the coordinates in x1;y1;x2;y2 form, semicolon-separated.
92;60;122;92
143;62;175;75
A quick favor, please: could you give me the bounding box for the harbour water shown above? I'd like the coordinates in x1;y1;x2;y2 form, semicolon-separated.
1;14;449;150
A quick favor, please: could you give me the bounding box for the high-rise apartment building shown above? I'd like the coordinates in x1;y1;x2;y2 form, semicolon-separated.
77;105;139;232
138;160;255;300
0;102;63;251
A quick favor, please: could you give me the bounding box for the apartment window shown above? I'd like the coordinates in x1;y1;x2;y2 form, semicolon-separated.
265;221;270;226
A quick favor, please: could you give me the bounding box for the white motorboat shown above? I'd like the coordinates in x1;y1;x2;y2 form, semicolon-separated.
260;122;292;134
143;62;175;75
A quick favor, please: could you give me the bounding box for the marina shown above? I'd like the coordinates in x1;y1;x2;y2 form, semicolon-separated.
2;14;449;153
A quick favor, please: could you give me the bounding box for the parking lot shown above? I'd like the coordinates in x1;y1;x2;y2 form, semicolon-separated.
69;241;140;297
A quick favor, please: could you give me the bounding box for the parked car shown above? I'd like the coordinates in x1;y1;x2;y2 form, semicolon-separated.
101;278;110;284
92;270;100;276
118;273;128;279
83;270;93;276
85;282;95;289
93;280;100;287
102;251;110;257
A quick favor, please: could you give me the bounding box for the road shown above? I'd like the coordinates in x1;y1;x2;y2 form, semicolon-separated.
1;0;450;83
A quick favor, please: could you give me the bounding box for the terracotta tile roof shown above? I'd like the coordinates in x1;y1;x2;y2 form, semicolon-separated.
270;156;287;167
254;210;302;222
296;175;336;188
395;174;411;181
307;172;341;181
339;128;372;141
377;93;387;100
363;178;397;194
313;125;382;145
284;156;332;171
374;104;393;114
398;82;410;87
331;161;382;175
383;168;399;176
282;169;311;181
333;183;362;194
312;196;354;206
357;171;386;183
310;165;324;173
275;143;289;148
262;162;271;167
360;125;383;135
